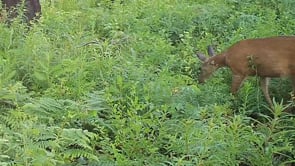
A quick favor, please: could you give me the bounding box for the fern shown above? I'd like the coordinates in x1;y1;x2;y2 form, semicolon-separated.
83;91;107;112
0;109;29;129
63;149;98;161
0;95;103;165
0;121;100;164
59;128;97;150
0;82;31;110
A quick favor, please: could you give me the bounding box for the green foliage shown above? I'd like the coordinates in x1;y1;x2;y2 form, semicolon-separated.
0;0;294;165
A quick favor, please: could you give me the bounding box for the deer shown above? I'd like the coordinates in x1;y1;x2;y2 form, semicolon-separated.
196;36;295;108
1;0;41;23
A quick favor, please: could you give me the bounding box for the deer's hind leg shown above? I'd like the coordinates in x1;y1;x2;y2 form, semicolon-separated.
260;77;273;109
291;77;295;100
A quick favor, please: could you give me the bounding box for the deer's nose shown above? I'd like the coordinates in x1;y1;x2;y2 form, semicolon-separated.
198;78;205;84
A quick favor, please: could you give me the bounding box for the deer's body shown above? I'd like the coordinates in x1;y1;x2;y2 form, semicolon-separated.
197;36;295;107
1;0;41;23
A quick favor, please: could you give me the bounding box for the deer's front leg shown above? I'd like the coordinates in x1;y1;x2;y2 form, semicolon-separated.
231;75;246;95
290;77;295;102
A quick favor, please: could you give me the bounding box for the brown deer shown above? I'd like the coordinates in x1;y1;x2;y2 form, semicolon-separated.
196;36;295;108
1;0;41;23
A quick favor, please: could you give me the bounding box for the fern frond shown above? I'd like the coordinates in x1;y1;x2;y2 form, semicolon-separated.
63;149;99;161
23;98;77;125
83;91;107;111
59;128;97;150
0;82;30;109
0;109;28;129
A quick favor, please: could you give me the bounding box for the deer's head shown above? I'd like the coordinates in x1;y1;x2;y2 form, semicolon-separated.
196;45;219;83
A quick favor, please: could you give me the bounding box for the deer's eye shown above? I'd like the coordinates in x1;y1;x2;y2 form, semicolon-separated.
209;60;215;65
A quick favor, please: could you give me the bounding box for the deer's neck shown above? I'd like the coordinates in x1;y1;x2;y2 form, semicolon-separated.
212;54;226;68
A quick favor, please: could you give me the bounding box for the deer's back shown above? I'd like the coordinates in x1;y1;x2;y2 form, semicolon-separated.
224;36;295;77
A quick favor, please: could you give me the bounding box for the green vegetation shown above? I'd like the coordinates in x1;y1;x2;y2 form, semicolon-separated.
1;0;295;165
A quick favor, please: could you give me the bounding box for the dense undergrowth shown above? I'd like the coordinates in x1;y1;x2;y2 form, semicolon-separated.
0;0;295;165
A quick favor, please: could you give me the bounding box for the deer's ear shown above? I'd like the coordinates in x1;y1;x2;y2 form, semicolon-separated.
196;53;207;62
207;45;215;57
